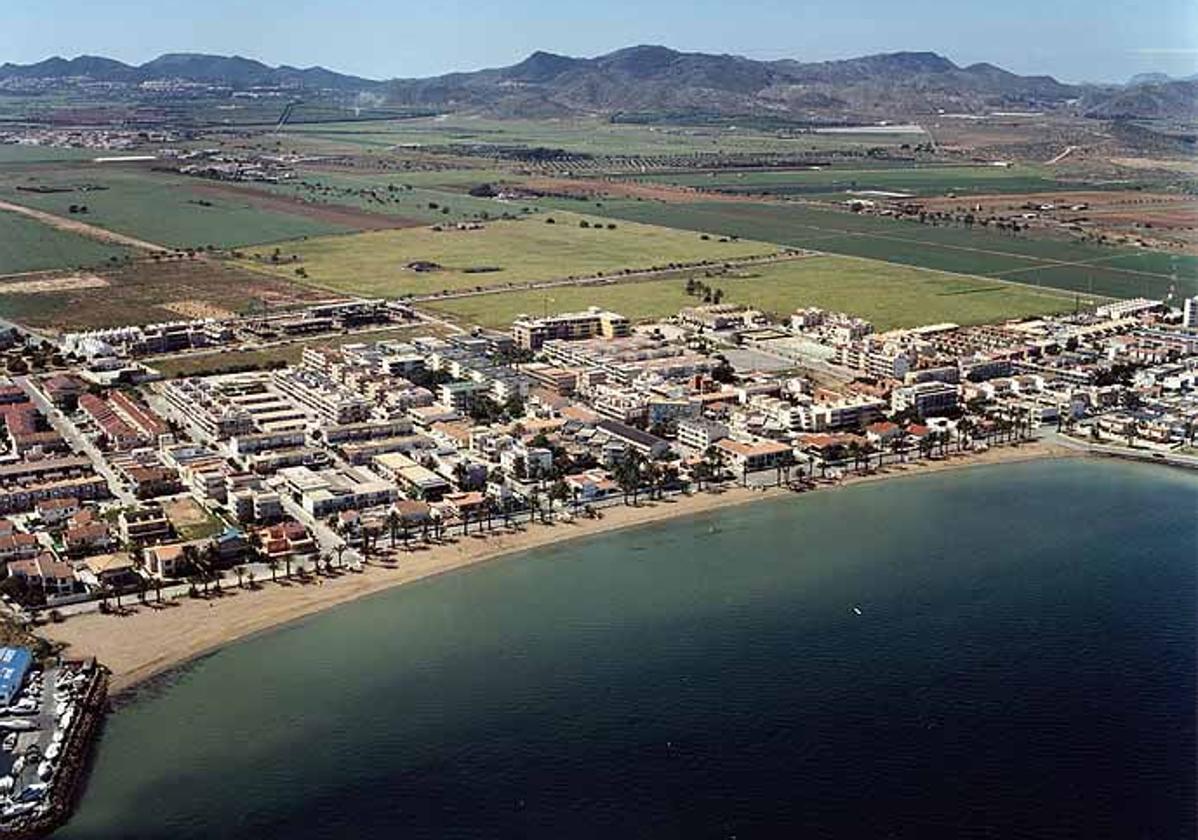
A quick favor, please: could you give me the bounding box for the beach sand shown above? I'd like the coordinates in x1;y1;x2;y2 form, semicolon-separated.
42;440;1080;695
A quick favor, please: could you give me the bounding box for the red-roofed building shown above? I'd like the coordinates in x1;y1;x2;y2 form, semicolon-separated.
7;552;77;597
0;532;40;562
865;421;903;446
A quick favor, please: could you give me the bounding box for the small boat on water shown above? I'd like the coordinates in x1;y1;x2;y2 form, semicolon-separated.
0;719;37;732
1;733;16;751
853;606;863;616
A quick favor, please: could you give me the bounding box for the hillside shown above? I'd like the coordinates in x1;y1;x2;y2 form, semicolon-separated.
3;46;1195;122
0;52;380;91
384;46;1081;119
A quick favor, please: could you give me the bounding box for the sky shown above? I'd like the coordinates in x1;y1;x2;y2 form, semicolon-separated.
3;0;1197;84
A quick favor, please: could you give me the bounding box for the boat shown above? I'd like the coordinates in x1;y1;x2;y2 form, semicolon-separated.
36;761;53;782
853;606;863;615
1;733;15;751
0;720;37;732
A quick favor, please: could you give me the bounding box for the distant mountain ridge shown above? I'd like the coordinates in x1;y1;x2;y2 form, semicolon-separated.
0;52;380;91
1;46;1192;120
383;45;1082;119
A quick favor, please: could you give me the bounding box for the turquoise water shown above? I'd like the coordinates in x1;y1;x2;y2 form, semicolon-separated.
56;460;1197;838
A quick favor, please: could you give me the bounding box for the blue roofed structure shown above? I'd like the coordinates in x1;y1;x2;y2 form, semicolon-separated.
0;647;32;706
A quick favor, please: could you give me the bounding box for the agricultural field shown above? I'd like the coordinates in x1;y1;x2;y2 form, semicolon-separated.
544;198;1198;299
249;211;778;298
251;170;527;225
0;166;353;249
0;210;132;276
282;116;925;157
426;254;1079;332
639;163;1108;198
0;258;323;332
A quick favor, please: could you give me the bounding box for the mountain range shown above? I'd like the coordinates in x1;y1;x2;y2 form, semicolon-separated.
1;46;1192;121
0;52;380;91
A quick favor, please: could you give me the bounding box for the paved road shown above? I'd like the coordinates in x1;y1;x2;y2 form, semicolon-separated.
16;377;137;506
1046;428;1198;470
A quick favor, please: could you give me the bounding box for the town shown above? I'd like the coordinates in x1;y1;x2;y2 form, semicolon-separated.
0;283;1196;832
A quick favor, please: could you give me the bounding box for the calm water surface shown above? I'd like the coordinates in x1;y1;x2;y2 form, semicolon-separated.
55;460;1197;839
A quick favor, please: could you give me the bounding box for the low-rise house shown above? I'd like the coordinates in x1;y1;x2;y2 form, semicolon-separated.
0;532;40;563
80;552;139;590
118;506;173;545
439;491;488;522
36;497;80;526
563;470;619;502
259;520;315;560
6;552;77;597
142;543;190;579
865;421;903;447
63;522;115;557
393;500;433;529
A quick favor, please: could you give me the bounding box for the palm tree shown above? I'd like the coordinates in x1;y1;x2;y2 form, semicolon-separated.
234;565;245;589
528;485;541;523
266;558;280;582
246;569;256;590
387;509;401;549
860;441;876;471
284;554;294;579
846;441;861;473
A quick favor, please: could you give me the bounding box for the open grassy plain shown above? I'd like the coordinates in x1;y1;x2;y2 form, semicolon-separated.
427;254;1078;332
0;210;132;275
0;166;352;249
546;198;1198;299
253;170;524;225
249;211;778;297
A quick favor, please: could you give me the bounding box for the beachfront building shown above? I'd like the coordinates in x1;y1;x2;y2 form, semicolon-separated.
715;438;794;475
891;382;960;418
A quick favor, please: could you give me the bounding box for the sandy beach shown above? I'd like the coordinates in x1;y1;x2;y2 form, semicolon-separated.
42;440;1080;696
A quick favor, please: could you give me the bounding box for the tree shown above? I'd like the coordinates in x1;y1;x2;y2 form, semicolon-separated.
246;570;256;590
549;478;571;511
387;509;401;549
234;565;245;589
266;558;280;582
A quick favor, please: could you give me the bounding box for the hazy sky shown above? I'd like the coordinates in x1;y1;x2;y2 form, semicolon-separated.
4;0;1196;83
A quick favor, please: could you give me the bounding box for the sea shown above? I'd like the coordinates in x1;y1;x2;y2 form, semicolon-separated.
53;459;1197;839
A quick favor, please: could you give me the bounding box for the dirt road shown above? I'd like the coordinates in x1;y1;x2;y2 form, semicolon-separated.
0;199;170;252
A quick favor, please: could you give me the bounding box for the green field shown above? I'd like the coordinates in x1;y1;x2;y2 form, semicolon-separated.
250;211;778;297
282;116;924;156
641;163;1105;198
426;254;1079;332
256;170;526;224
0;210;131;275
0;167;350;249
544;198;1198;299
0;145;103;164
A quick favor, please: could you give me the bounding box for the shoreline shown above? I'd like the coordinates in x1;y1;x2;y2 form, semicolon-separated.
42;440;1081;697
